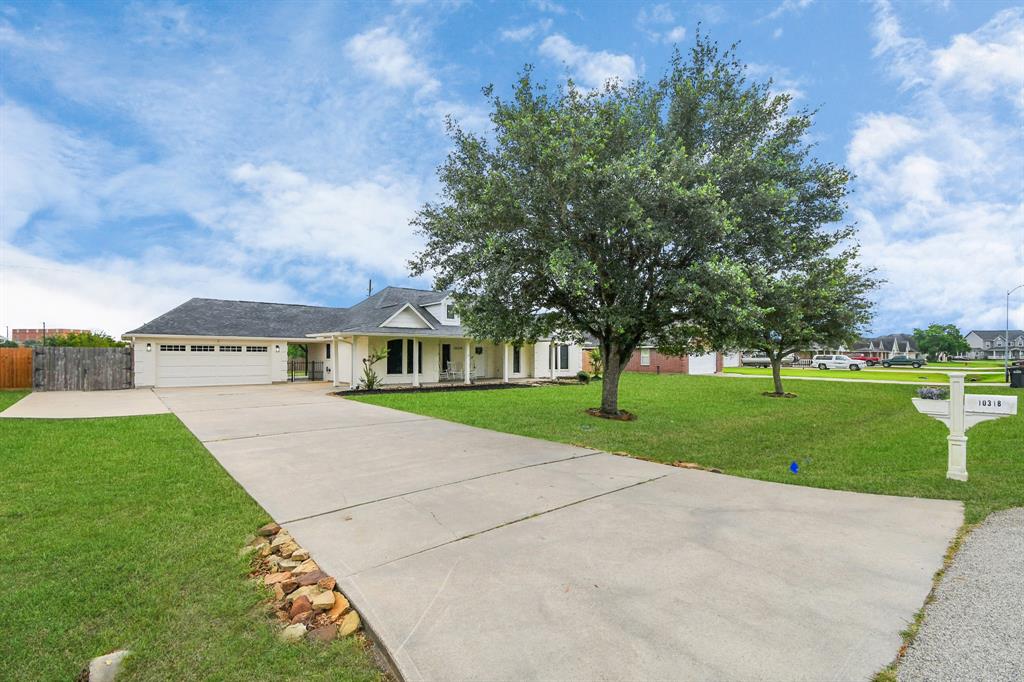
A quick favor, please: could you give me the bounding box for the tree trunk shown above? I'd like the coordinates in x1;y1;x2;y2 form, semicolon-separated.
599;339;626;416
770;355;785;395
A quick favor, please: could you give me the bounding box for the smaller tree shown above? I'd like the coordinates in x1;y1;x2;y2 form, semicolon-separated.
913;324;969;361
0;339;17;348
359;348;389;390
720;253;878;396
587;348;604;379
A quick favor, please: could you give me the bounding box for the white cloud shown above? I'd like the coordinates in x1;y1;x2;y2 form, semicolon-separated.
500;18;552;42
851;4;1024;332
746;62;807;102
0;242;298;337
772;27;783;39
529;0;567;15
208;162;425;279
763;0;814;22
636;4;686;44
538;34;638;89
344;26;439;96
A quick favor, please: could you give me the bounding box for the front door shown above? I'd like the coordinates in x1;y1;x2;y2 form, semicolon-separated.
473;345;485;376
441;344;451;373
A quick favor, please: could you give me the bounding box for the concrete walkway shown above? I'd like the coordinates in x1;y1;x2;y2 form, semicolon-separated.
156;383;962;682
0;388;169;418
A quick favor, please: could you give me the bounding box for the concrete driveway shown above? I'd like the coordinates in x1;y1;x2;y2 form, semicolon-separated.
0;388;169;418
157;383;962;682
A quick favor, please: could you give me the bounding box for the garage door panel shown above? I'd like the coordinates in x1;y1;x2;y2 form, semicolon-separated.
687;353;717;375
156;347;272;387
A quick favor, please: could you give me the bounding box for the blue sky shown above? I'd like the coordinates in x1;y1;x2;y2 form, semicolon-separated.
1;0;1021;337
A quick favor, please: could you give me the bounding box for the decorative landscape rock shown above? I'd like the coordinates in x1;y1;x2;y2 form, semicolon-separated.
293;559;319;575
289;595;312;619
338;610;361;637
327;593;350;622
295;570;326;587
263;571;291;586
258;521;281;536
279;623;306;642
311;590;335;611
308;624;339;643
246;524;364;651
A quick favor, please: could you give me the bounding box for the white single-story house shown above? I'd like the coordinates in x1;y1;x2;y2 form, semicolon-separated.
124;287;584;389
965;329;1024;360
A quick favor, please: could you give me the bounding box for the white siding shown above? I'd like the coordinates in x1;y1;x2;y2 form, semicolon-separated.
383;306;431;329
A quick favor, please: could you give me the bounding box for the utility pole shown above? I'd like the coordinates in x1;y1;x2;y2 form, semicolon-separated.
1007;284;1023;381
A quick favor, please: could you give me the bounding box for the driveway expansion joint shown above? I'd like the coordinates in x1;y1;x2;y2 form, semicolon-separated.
279;449;605;525
353;473;669;576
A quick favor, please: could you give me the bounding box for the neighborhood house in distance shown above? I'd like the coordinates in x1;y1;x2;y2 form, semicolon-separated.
965;330;1024;360
123;287;583;389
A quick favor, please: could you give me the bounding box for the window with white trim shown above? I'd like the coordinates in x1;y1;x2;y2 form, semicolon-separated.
220;345;242;352
160;344;186;352
446;304;455;319
191;345;215;352
246;346;267;352
640;348;651;366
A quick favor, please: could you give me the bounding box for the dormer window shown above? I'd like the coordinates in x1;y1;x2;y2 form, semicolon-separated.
446;304;455;320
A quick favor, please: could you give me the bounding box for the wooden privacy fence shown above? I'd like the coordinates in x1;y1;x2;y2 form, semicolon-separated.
0;348;33;389
33;347;134;391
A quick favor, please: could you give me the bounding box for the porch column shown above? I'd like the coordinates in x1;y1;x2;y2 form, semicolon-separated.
349;335;359;390
464;342;472;385
412;337;420;387
502;343;510;383
549;342;556;380
331;336;339;387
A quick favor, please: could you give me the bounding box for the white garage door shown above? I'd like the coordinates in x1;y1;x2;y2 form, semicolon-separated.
157;343;272;387
687;352;718;375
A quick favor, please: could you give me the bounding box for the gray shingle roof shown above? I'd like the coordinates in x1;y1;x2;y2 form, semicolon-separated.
124;287;464;339
968;330;1024;341
124;298;350;339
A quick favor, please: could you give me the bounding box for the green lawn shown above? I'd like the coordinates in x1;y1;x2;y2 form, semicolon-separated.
925;360;1005;368
351;374;1024;524
0;390;379;682
724;366;1004;383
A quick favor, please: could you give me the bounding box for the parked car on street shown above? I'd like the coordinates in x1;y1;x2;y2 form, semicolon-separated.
850;354;882;366
811;354;866;371
741;352;799;367
882;355;926;368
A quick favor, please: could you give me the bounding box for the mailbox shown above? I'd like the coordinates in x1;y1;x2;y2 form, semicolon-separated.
911;373;1018;481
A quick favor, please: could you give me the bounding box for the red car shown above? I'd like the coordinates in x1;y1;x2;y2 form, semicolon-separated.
850;355;881;366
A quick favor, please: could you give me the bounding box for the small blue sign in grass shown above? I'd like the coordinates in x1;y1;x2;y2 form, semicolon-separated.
789;460;799;474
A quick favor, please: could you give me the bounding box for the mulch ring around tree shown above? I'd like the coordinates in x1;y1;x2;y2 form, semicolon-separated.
585;407;637;421
762;391;798;398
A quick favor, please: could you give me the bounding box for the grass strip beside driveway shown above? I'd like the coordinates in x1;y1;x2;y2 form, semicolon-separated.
351;374;1023;524
0;390;379;681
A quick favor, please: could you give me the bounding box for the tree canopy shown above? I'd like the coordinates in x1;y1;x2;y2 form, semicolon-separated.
913;324;970;360
411;36;869;414
43;331;125;347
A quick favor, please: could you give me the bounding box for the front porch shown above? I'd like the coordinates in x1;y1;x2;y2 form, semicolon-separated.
314;334;579;389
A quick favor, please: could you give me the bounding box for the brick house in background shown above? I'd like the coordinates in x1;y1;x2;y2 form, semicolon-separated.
12;328;89;343
583;341;729;375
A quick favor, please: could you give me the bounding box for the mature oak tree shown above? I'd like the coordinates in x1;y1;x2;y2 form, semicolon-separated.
411;37;860;415
913;324;970;361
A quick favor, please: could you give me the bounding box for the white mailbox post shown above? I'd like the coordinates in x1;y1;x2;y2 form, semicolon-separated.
911;372;1018;481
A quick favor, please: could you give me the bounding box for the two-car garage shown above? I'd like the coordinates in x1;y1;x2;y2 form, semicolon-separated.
150;342;278;387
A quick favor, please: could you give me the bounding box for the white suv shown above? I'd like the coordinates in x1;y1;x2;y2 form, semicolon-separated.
811;354;866;371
